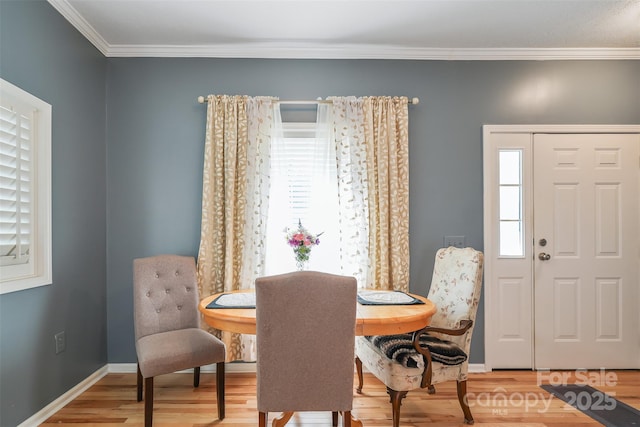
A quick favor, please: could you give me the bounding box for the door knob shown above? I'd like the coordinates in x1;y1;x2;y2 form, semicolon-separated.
538;252;551;261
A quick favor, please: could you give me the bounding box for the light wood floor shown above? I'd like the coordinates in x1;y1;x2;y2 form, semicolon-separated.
41;369;640;426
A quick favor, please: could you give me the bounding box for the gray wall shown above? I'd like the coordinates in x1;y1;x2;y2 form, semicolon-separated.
106;58;640;365
0;1;107;426
1;0;639;424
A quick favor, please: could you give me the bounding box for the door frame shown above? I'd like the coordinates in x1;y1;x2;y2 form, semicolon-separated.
482;124;640;371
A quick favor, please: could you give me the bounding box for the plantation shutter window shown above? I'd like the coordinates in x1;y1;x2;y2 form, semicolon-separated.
0;101;33;267
0;78;52;294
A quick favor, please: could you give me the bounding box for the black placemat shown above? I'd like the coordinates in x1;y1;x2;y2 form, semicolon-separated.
206;292;256;309
357;290;425;305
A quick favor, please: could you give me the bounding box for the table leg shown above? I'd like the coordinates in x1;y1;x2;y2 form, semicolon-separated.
271;410;362;426
341;411;363;427
272;411;294;427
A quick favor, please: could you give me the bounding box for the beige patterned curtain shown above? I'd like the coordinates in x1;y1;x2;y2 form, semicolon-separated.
331;97;370;286
197;94;276;361
330;96;410;291
363;96;410;291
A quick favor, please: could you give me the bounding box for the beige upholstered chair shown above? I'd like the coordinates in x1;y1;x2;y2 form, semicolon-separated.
256;271;359;427
355;247;484;426
133;254;226;427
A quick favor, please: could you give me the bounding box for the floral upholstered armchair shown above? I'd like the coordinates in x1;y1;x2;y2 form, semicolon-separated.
355;246;484;426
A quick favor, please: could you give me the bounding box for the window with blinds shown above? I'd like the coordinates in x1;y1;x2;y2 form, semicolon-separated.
0;78;52;294
278;123;317;227
264;121;340;275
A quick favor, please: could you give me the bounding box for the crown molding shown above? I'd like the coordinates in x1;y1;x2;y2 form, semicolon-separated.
48;0;109;56
106;44;640;60
48;0;640;61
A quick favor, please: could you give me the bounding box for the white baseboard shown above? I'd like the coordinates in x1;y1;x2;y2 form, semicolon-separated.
17;365;108;427
468;363;488;373
107;361;257;373
106;362;488;374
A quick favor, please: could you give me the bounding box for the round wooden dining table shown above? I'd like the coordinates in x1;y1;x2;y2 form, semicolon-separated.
198;289;437;336
199;289;436;427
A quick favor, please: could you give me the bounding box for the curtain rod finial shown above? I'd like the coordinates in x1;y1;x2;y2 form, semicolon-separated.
411;97;420;105
197;96;205;104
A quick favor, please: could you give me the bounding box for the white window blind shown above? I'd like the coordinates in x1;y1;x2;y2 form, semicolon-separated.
265;121;340;275
0;101;33;267
0;78;52;294
278;123;317;227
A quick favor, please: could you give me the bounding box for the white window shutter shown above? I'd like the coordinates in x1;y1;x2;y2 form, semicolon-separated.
0;78;51;294
0;102;33;266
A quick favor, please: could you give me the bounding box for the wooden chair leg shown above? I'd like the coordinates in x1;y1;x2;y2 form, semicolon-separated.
457;380;474;424
216;362;225;420
332;411;338;426
355;357;364;393
136;364;143;402
144;376;153;427
387;388;408;427
193;366;200;388
258;411;267;427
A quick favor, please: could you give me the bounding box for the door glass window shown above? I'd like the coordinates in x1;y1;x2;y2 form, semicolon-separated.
499;150;524;256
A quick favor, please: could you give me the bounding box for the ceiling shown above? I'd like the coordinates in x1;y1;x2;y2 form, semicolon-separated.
48;0;640;60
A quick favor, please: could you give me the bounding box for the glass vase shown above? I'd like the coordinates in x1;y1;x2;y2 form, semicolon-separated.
296;259;307;271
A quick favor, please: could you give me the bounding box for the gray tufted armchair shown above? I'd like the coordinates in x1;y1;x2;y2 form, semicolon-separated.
133;254;226;427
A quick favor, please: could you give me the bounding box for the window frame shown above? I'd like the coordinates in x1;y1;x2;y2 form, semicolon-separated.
0;78;52;294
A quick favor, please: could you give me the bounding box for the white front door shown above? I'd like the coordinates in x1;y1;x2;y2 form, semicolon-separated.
533;133;639;369
483;126;640;370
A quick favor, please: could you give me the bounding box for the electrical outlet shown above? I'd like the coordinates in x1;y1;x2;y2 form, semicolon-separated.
54;331;66;354
444;235;465;248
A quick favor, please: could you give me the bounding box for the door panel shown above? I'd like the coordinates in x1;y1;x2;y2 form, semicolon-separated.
552;278;579;340
553;184;579;255
595;278;620;339
484;132;533;368
533;133;639;369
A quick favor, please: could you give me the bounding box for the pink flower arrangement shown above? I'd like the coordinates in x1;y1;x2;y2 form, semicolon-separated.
285;220;322;269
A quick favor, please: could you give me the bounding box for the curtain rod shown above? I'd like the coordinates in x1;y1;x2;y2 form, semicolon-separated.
196;96;419;105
